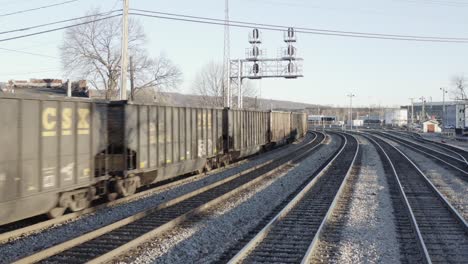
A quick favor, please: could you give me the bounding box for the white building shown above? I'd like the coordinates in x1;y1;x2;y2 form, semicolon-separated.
385;109;408;127
423;120;442;133
347;119;364;127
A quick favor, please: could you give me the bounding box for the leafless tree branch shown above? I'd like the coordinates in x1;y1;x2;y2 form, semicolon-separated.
60;9;182;100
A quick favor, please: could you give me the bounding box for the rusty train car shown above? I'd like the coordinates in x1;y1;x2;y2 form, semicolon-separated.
0;96;307;225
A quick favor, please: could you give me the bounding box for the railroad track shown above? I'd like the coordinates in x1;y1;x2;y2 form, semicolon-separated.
0;133;315;245
10;132;326;264
391;130;468;163
365;133;468;263
227;132;359;264
309;132;429;263
304;138;363;263
216;132;344;262
375;131;468;176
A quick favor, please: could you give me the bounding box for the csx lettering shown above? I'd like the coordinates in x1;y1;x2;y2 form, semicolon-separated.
62;108;72;135
207;113;212;129
197;113;206;128
78;109;90;129
41;107;90;137
42;108;57;136
78;108;90;135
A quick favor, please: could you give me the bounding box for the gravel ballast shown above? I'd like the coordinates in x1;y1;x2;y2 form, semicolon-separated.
0;135;314;263
313;135;401;264
381;136;468;220
114;133;343;263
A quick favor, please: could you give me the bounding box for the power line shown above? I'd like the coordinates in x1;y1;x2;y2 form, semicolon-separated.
0;14;121;42
0;8;466;44
392;0;468;7
0;47;58;59
0;0;79;17
129;12;468;43
0;10;122;35
0;69;62;76
131;8;468;41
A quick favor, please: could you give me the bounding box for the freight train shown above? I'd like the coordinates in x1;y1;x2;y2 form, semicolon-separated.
0;96;307;225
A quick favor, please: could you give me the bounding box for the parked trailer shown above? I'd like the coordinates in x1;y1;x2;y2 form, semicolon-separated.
0;96;108;225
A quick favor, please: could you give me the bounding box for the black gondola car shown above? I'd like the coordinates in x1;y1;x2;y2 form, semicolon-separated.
0;96;308;225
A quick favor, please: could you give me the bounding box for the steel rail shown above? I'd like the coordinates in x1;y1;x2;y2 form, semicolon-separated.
368;133;468;263
390;130;467;162
393;145;468;231
0;132;316;245
364;134;431;264
376;132;468;175
381;131;466;163
300;132;359;263
89;132;325;264
13;132;325;264
418;137;468;164
228;133;358;264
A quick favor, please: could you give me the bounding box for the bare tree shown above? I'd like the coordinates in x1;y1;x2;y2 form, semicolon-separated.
130;54;182;102
192;61;258;108
60;9;181;100
451;75;467;101
192;61;224;107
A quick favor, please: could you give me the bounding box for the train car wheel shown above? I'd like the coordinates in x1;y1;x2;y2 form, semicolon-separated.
115;176;140;197
107;192;118;201
205;162;213;172
58;189;93;213
47;207;66;219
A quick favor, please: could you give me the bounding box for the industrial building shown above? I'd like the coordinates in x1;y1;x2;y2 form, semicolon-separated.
402;101;467;129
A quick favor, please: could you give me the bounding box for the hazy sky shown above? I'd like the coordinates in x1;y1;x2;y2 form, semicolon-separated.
1;0;467;107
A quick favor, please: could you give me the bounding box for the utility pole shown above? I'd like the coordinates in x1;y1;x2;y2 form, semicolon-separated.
347;93;355;130
130;56;135;101
120;0;129;100
440;87;448;130
317;106;320;128
67;79;71;97
237;59;242;108
409;97;415;130
223;0;231;108
420;96;426;122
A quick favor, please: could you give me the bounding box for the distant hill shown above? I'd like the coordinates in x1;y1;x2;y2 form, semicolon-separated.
155;92;316;111
0;87;318;111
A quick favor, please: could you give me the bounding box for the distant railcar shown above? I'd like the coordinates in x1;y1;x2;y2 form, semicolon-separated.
104;102;224;195
224;109;270;160
0;96;308;225
271;111;292;145
291;112;308;140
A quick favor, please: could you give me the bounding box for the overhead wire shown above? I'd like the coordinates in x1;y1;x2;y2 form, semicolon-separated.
0;1;122;59
391;0;468;7
0;69;62;76
0;7;467;44
129;11;468;43
0;10;122;35
0;47;58;59
0;14;121;42
131;8;468;41
0;0;79;17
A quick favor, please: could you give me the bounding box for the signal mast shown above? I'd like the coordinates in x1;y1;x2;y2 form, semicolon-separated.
229;27;304;108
